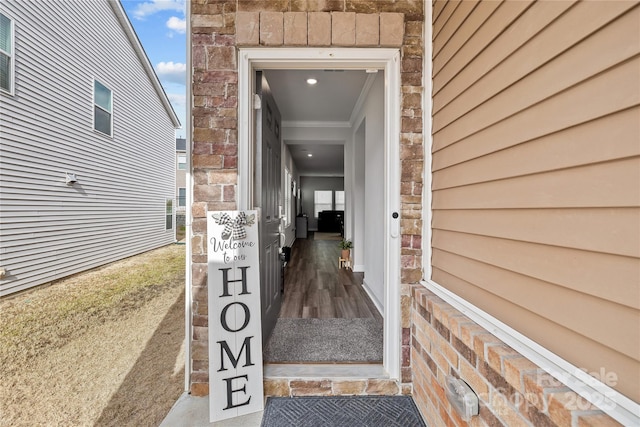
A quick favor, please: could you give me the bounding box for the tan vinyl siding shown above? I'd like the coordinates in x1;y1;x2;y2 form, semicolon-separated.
431;0;640;402
0;0;176;296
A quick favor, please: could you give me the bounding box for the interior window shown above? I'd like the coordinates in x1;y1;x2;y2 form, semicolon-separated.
335;191;345;211
314;190;333;218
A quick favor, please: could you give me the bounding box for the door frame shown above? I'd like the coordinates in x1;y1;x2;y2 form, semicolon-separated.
238;48;402;380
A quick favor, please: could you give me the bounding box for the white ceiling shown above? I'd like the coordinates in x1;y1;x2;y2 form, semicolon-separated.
263;69;370;176
287;144;345;176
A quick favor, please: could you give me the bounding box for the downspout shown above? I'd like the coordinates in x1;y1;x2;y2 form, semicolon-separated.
184;0;192;393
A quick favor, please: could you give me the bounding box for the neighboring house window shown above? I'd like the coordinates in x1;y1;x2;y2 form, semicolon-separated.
314;190;333;218
177;154;186;170
335;191;345;211
284;168;292;227
178;188;186;207
93;80;112;136
165;199;173;230
0;13;14;94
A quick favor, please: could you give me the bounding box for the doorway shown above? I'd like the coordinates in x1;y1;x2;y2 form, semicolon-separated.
238;48;402;380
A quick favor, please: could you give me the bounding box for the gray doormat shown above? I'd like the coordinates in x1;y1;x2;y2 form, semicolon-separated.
260;396;427;427
263;318;383;363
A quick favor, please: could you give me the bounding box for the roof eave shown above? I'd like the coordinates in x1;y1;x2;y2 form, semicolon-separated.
108;0;181;129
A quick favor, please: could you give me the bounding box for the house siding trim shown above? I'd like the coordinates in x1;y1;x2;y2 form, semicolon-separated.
411;284;629;427
420;1;639;425
420;279;639;426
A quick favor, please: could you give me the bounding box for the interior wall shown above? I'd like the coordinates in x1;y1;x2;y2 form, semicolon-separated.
281;143;299;246
352;121;366;271
300;176;344;231
357;72;385;309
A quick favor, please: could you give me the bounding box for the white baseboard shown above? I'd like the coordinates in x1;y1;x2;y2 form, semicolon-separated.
362;279;383;316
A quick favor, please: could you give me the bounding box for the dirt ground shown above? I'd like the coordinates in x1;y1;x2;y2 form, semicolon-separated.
0;244;186;427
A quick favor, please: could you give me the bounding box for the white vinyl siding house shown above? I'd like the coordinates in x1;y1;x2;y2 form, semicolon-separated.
0;0;180;296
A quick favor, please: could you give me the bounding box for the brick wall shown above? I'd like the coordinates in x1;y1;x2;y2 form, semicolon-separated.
411;285;623;427
190;0;424;396
264;378;410;397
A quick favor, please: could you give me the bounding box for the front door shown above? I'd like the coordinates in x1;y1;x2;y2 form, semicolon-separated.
254;71;282;346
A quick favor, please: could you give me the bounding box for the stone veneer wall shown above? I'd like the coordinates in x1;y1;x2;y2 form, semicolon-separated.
189;0;424;397
411;285;623;427
263;378;411;398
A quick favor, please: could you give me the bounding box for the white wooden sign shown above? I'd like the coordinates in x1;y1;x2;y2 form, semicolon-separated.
207;210;264;423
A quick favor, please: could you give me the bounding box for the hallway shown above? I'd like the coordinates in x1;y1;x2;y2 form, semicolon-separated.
279;233;382;321
262;232;384;365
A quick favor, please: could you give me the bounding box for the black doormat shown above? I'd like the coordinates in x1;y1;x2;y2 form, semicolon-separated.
260;396;427;427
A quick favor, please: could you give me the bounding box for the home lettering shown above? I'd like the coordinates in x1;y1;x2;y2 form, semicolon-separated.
216;266;254;410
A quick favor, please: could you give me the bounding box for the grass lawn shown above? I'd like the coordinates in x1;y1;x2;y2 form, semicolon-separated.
0;244;186;427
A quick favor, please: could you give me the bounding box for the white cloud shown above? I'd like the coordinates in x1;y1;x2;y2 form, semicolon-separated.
166;16;186;34
168;93;186;109
167;93;186;131
156;61;186;85
132;0;185;20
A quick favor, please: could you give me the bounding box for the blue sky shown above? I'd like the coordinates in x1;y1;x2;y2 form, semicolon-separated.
121;0;187;138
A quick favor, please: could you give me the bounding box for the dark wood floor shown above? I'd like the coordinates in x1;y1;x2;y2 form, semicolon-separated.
279;234;382;320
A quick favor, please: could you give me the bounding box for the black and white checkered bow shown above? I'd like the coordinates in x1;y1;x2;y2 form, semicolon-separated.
216;212;248;240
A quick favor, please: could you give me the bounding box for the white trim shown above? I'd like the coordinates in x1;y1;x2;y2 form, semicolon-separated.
420;2;638;424
422;280;640;426
282;120;351;128
348;73;378;126
383;50;402;380
238;47;402;381
238;50;253;210
422;0;433;281
183;0;192;393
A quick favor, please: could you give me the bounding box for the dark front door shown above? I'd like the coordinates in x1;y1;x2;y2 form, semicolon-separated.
254;71;282;346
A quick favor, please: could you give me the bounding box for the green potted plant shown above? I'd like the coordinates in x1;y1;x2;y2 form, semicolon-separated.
338;239;353;260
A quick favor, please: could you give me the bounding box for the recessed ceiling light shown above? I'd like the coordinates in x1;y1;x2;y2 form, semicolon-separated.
306;78;318;85
307;153;313;157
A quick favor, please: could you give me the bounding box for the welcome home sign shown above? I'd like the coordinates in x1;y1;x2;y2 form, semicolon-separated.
207;210;264;422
